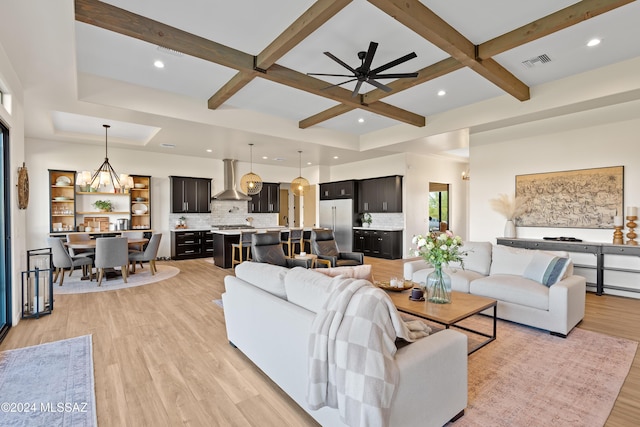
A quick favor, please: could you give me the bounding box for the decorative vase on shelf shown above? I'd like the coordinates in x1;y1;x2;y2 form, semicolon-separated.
504;220;516;238
364;223;370;228
427;264;452;304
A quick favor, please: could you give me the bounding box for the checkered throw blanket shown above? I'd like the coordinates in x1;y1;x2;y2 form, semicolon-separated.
307;278;431;427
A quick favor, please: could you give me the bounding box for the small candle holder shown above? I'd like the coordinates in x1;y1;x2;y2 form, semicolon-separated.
613;226;624;245
626;216;638;246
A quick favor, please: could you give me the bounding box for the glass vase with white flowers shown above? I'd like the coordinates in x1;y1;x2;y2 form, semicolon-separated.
411;231;467;303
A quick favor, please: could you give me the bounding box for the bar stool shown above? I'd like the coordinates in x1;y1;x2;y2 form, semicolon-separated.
281;228;303;258
232;230;257;267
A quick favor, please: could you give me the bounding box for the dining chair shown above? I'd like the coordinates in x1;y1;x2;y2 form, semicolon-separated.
94;237;128;286
121;230;145;252
231;230;257;267
48;237;93;285
66;233;95;258
281;228;303;258
311;229;364;267
129;233;162;274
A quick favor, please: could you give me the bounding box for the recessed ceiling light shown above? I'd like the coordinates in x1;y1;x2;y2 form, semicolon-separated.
262;156;268;160
587;38;601;47
206;149;212;153
160;143;175;148
358;117;365;123
307;162;312;165
438;90;446;96
333;156;339;159
154;60;165;68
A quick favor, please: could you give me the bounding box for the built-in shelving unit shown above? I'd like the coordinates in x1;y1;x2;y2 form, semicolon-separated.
48;170;152;233
49;169;76;233
129;175;152;230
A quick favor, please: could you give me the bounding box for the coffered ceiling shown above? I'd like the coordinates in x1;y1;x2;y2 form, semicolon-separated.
2;0;640;167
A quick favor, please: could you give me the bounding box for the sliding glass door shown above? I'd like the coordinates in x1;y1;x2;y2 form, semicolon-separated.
0;121;10;342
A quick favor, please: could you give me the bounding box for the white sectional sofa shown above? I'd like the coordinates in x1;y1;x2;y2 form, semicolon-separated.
404;242;586;337
223;262;468;427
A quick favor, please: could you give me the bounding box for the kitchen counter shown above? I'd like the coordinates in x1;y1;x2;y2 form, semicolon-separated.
353;226;404;231
211;227;325;268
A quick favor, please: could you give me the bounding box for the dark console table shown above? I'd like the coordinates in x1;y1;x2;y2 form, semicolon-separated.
497;238;640;296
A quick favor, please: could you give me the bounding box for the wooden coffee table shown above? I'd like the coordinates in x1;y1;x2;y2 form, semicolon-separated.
387;290;497;354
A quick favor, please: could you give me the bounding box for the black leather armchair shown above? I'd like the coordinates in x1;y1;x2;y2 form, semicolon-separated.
311;229;364;267
251;232;312;268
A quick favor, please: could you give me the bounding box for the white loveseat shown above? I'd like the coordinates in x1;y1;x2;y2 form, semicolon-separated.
404;242;586;337
223;262;468;427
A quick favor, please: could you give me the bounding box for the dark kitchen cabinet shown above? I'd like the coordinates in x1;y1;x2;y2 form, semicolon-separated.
248;182;280;213
358;175;402;213
353;229;402;259
171;230;213;260
170;176;212;213
320;180;355;200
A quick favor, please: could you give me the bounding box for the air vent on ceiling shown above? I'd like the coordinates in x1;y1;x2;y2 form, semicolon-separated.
521;54;552;68
157;45;184;57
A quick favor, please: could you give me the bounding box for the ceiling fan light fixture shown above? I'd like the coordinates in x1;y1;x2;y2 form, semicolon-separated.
308;41;418;97
240;143;263;195
438;90;446;96
291;151;309;197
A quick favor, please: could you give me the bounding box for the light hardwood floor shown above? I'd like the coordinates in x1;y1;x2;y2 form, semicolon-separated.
1;257;639;426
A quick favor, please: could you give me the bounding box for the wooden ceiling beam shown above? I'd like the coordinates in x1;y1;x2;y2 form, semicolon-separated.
76;0;425;127
299;57;462;128
75;0;254;71
300;0;634;128
479;0;636;58
208;71;257;109
210;0;352;109
255;0;352;70
368;0;530;101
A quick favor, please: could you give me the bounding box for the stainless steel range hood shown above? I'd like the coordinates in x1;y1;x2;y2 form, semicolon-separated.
212;159;251;201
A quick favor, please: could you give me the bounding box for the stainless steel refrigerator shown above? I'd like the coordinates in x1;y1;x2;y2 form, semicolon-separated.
319;199;353;251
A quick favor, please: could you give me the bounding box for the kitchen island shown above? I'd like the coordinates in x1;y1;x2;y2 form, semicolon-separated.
211;227;321;268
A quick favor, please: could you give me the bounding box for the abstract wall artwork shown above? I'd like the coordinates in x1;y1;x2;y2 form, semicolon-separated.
515;166;624;229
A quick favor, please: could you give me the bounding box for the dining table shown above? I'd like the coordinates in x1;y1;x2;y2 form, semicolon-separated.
65;237;149;279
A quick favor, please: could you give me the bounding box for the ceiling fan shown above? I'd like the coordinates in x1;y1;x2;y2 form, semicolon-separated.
307;41;418;98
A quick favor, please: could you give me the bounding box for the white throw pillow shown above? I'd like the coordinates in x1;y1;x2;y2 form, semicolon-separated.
490;245;570;277
523;252;571;287
313;264;373;281
234;261;289;299
447;241;492;275
284;267;337;313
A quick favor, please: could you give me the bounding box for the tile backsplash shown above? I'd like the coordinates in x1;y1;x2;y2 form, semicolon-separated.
170;200;278;229
367;213;404;228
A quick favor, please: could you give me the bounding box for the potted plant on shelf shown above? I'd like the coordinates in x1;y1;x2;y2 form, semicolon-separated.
92;200;112;212
362;212;372;228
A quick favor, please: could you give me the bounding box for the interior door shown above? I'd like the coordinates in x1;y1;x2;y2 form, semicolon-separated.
303;185;316;227
0;121;11;342
279;188;289;226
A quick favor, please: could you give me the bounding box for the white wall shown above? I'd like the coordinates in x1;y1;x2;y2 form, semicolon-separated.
0;41;26;326
25;139;299;259
470;115;640;242
470;113;640;296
